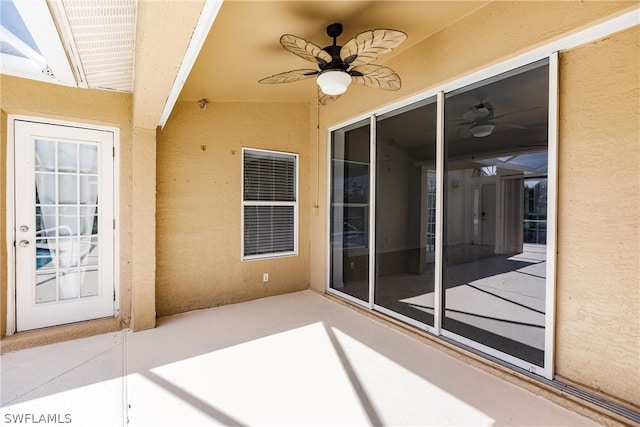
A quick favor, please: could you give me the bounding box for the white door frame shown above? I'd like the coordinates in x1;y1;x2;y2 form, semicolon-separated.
5;115;120;335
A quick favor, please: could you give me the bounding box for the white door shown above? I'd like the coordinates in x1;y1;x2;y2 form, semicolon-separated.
14;119;115;331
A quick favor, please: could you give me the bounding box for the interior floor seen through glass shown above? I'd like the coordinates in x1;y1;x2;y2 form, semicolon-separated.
443;59;549;366
374;97;437;326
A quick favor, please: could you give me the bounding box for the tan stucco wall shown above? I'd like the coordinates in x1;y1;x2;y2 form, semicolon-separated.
556;25;639;406
130;127;157;331
156;101;311;316
307;1;639;408
0;75;134;341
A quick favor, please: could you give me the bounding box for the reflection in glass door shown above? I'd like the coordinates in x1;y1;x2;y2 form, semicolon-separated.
374;97;438;327
443;60;549;367
329;119;371;304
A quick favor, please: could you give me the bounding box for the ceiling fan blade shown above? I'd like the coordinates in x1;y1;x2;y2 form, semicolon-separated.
492;105;541;120
462;111;477;121
280;34;332;65
318;87;341;105
350;64;401;91
494;121;527;129
258;69;319;84
340;29;407;67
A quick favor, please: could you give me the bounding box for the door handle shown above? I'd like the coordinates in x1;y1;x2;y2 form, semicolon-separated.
18;240;30;248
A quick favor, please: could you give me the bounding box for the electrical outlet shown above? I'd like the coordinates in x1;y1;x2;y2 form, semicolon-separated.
350;261;355;269
263;273;269;282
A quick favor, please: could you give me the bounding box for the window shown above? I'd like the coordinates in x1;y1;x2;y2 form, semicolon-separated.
242;148;298;260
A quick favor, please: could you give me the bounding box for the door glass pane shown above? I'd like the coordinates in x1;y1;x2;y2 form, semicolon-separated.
36;271;57;303
58;142;77;173
35;173;55;205
443;59;549;366
375;97;437;326
330;119;370;303
80;175;98;204
35;140;55;171
79;144;98;174
58;175;78;204
59;206;78;236
80;207;97;235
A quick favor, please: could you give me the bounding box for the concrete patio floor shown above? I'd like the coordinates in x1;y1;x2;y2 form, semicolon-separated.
1;290;600;426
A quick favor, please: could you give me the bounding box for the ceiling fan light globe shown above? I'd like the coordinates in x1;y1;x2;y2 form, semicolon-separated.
317;70;351;95
470;124;495;137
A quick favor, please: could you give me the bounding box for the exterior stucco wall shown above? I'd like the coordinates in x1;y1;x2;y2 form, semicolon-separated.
556;25;639;406
308;1;639;408
130;126;157;331
156;101;311;317
0;75;134;342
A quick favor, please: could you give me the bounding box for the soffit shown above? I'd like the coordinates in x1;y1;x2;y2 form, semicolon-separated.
50;0;137;92
178;0;490;103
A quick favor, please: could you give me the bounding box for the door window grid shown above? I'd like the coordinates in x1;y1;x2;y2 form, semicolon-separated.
34;139;100;303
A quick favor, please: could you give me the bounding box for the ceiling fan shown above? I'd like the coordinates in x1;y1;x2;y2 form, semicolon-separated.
259;23;407;105
454;96;540;138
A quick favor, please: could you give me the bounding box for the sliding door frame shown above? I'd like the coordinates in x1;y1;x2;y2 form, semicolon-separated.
327;52;558;378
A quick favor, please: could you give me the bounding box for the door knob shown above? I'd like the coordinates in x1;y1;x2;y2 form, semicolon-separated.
18;240;30;248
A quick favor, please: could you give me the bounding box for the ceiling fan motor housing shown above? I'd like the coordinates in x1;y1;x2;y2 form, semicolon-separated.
321;45;348;71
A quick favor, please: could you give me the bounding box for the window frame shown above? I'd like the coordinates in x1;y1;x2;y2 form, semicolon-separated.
241;147;299;261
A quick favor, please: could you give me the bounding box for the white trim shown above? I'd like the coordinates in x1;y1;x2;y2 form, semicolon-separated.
543;52;560;381
325;129;333;293
5;119;17;336
433;91;445;336
367;115;376;309
158;0;224;128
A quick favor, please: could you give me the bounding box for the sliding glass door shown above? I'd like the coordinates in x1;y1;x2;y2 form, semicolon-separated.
328;57;554;375
442;60;550;367
374;97;438;327
329;119;371;304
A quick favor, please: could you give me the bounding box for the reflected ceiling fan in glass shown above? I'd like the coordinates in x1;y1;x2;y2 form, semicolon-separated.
453;95;540;138
259;23;407;105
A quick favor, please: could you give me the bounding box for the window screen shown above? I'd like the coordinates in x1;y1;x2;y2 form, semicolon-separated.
242;149;297;259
